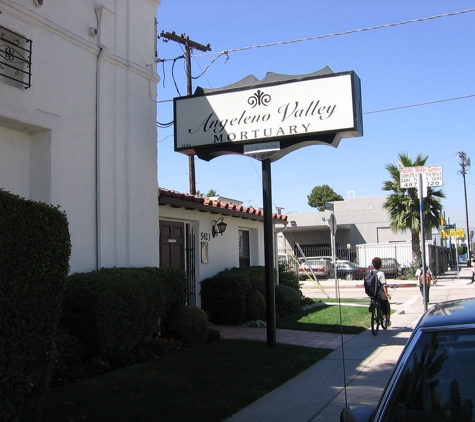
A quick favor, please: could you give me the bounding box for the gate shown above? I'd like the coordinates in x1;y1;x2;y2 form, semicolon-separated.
186;226;196;306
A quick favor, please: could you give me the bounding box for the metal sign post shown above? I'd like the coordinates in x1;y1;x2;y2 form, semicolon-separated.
418;173;428;311
400;166;444;311
325;210;338;299
262;159;276;347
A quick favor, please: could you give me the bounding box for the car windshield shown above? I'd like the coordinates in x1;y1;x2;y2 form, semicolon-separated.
381;327;475;422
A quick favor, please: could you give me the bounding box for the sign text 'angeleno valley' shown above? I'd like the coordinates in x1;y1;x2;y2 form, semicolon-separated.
187;99;339;144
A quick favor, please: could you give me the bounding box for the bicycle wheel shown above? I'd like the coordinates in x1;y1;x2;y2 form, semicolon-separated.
371;301;379;336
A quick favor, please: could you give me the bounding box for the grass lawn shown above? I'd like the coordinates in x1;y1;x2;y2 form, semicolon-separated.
42;340;330;422
41;303;370;421
276;301;371;334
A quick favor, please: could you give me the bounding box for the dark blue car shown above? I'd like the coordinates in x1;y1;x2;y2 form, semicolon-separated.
341;298;475;421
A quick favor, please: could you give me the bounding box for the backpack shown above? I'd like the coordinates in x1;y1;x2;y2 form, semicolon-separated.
364;270;380;297
419;272;431;285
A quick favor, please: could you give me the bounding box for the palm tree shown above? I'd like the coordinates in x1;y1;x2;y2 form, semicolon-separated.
382;152;445;266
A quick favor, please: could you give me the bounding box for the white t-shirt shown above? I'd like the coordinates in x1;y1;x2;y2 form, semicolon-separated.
415;268;432;287
376;270;387;300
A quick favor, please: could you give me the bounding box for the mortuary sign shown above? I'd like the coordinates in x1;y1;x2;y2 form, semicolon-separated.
174;69;363;162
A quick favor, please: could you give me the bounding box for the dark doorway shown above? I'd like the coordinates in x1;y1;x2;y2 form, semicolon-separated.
160;220;185;269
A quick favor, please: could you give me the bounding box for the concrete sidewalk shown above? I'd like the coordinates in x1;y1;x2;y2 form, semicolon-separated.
223;308;420;422
223;266;474;422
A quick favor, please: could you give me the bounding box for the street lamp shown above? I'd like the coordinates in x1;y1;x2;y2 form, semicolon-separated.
457;151;471;265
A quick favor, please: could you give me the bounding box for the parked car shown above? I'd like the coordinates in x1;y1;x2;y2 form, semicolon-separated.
340;297;475;422
298;258;331;280
367;257;402;279
335;261;368;280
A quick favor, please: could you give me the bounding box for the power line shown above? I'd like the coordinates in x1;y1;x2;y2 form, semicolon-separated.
195;8;475;58
364;94;475;115
157;8;475;89
157;120;174;128
158;92;475;115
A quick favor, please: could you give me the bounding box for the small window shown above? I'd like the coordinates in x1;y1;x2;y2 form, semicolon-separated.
239;230;250;267
0;26;32;89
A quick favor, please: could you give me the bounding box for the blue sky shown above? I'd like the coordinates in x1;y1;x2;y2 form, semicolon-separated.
156;1;475;234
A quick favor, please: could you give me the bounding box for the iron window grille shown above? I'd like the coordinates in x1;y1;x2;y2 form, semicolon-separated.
0;25;32;89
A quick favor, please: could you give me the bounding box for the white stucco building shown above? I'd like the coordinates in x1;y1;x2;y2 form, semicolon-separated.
159;188;288;306
0;1;160;273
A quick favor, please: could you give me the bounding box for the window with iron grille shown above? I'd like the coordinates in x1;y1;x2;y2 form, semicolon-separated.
0;26;32;89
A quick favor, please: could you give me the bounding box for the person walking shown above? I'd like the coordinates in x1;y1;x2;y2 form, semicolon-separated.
471;256;475;283
415;265;434;304
372;257;392;327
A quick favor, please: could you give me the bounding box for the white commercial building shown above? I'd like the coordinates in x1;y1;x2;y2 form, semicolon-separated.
278;195;411;259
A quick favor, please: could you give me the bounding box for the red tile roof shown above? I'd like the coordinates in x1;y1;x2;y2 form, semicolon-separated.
159;188;287;223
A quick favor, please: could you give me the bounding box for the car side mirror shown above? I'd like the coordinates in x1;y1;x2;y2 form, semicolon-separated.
340;407;375;422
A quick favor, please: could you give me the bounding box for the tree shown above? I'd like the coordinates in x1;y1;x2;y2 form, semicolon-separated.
195;189;219;198
382;152;445;266
307;185;344;211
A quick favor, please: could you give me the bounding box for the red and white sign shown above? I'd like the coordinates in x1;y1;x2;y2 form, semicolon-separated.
400;166;443;189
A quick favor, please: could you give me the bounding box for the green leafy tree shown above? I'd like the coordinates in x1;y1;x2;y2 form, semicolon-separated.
206;189;219;197
382;152;445;265
307;185;344;211
195;189;219;198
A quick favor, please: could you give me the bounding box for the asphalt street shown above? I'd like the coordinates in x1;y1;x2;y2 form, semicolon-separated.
301;269;473;307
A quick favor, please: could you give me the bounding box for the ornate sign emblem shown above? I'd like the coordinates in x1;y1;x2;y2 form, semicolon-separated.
248;90;271;108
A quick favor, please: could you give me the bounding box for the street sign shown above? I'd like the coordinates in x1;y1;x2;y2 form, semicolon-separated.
440;228;465;239
400;167;420;188
424;166;443;187
327;213;337;236
440;224;455;229
400;166;444;189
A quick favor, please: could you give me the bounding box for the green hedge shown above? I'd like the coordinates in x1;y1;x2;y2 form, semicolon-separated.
275;285;301;316
200;266;269;325
201;266;305;324
0;189;71;422
60;267;188;358
200;271;249;325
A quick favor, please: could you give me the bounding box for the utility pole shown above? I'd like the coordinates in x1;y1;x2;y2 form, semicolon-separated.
457;151;471;265
158;31;211;195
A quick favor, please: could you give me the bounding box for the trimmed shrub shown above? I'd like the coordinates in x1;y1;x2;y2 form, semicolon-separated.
201;266;275;325
206;328;223;343
161;305;209;347
60;267;187;358
235;266;266;293
0;189;71;421
278;260;302;297
155;267;190;315
245;289;266;321
201;271;250;325
275;285;301;316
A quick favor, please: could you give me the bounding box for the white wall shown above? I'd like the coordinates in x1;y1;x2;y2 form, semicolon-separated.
159;205;265;306
0;0;160;273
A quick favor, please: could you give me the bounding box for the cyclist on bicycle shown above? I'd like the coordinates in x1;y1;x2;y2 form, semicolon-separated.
372;257;391;327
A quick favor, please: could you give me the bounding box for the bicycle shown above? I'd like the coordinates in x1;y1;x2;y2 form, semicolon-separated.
369;296;387;336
